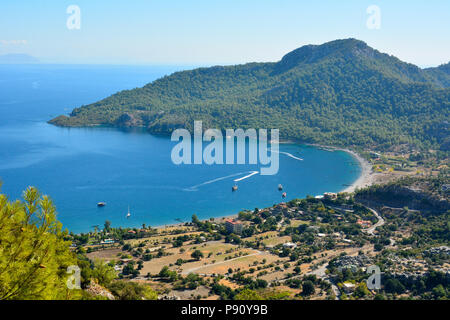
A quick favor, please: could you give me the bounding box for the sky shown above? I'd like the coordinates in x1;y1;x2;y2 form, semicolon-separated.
0;0;449;67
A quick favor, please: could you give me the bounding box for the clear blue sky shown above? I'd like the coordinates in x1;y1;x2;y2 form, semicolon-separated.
0;0;448;67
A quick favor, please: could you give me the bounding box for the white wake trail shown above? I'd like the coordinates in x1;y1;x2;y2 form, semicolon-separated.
234;171;259;182
185;171;257;191
271;150;304;161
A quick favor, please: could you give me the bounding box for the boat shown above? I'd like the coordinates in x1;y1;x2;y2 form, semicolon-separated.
232;185;238;192
97;202;107;207
282;192;287;198
278;184;283;191
126;206;131;218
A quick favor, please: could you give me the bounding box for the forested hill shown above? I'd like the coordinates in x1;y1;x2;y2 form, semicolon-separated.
425;62;450;88
49;39;450;151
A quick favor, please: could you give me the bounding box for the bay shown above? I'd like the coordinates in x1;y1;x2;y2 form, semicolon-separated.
0;64;361;233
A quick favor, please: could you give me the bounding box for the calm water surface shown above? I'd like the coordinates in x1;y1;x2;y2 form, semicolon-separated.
0;64;361;233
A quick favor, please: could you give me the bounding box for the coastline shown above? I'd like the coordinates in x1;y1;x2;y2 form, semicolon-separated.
339;149;373;193
304;143;374;193
153;146;374;232
67;142;374;234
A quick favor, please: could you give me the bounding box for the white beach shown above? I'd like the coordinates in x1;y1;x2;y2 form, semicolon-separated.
340;149;374;193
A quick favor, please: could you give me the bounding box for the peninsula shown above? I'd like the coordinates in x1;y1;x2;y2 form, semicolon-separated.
49;38;450;153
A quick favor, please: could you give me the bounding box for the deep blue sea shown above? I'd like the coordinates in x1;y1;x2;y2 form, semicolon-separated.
0;64;361;233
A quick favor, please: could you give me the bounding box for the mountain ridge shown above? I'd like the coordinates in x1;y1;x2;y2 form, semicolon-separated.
49;39;450;151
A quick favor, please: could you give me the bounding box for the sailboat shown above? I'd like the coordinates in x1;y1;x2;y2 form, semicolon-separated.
126;206;131;219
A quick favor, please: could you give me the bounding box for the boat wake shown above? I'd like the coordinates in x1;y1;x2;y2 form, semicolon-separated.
271;150;304;161
234;171;259;182
185;170;259;191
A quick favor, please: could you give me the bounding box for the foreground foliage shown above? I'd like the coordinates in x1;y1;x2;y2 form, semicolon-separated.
0;186;81;300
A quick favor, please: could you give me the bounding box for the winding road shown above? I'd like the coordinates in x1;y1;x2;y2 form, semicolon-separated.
365;206;385;235
176;205;385;299
276;205;384;299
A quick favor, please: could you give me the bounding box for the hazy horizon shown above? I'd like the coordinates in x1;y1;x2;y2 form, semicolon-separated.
1;1;449;68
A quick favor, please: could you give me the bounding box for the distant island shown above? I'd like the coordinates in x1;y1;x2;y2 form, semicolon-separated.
0;53;39;64
49;38;450;152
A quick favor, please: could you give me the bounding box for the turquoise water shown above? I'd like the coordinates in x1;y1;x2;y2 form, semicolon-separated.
0;65;361;233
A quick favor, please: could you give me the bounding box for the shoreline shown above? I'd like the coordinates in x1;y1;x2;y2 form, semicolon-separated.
306;144;373;193
339;148;373;193
278;141;374;193
152;146;374;231
68;143;374;234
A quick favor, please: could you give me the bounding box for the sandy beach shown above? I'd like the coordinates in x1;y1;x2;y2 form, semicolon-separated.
340;149;374;193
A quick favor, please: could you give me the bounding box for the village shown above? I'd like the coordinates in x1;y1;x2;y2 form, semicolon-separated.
67;149;449;300
71;190;397;299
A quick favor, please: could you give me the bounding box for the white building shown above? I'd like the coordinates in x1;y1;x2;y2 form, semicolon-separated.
283;242;297;249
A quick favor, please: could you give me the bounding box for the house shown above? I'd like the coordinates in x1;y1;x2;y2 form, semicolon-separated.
357;219;372;228
283;242;297;249
307;226;320;232
100;238;115;245
270;203;287;214
324;192;338;200
369;152;381;159
225;219;243;235
342;282;356;293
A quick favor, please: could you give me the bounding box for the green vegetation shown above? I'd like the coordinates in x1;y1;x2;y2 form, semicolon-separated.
0;186;81;300
107;281;158;300
62;173;449;300
0;185;158;300
326;175;450;300
191;249;204;261
3;174;447;300
234;288;263;300
50;39;450;151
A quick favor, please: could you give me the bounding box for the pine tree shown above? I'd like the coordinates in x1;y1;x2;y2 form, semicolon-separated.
0;186;81;300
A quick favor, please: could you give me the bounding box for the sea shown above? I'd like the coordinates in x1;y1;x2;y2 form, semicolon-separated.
0;64;361;233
